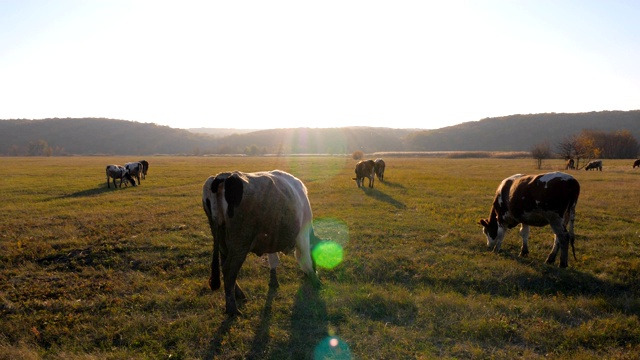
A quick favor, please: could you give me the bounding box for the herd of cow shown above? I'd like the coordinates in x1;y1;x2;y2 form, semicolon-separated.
105;160;149;188
101;156;636;316
200;156;613;315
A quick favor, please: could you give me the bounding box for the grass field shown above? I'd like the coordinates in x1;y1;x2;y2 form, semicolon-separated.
1;156;639;359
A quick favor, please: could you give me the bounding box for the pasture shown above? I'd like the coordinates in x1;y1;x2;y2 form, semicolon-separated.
1;156;639;359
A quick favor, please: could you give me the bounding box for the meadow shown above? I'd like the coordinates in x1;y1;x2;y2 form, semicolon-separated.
1;156;639;359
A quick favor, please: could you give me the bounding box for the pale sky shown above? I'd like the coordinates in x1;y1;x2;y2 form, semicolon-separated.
1;0;639;130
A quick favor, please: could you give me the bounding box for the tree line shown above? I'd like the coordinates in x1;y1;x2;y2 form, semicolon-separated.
531;129;639;169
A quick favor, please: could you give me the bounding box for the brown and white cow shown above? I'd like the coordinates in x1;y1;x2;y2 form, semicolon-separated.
202;170;321;316
374;158;386;182
352;159;375;188
478;172;580;268
633;159;640;168
106;165;136;188
584;160;602;171
565;158;575;170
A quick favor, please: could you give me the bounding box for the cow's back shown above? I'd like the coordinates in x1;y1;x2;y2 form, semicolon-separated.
507;172;579;226
223;171;310;255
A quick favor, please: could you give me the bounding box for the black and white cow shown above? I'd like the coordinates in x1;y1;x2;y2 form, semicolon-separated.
584;160;602;171
124;162;144;185
139;160;149;179
478;172;580;268
202;170;321;316
633;159;640;168
352;159;375;188
374;158;386;182
106;165;136;188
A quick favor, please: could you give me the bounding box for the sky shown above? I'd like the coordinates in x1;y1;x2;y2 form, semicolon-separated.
1;0;639;130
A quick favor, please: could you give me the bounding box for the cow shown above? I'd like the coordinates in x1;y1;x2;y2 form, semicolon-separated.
633;159;640;168
139;160;149;179
106;165;136;188
565;158;575;170
374;158;386;182
202;170;321;316
478;172;580;268
584;160;602;171
352;159;375;188
124;162;144;185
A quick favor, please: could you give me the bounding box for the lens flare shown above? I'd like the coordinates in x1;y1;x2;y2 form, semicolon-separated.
312;241;344;269
313;336;351;360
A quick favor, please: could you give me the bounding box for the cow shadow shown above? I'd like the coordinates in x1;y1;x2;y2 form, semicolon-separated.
49;183;135;200
363;187;406;209
287;281;329;359
378;180;406;189
205;315;236;360
246;286;278;359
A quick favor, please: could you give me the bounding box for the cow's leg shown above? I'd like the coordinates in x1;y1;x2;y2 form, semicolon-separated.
546;221;569;267
519;224;530;257
221;252;248;316
493;226;507;252
295;231;321;288
267;253;280;288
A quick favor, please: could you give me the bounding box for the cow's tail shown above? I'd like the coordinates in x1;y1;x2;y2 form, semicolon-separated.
568;180;580;261
203;198;222;291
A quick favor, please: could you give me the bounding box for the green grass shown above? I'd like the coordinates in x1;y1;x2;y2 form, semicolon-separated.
1;156;639;359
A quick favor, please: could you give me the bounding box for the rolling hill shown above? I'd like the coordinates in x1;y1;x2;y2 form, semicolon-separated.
1;111;638;156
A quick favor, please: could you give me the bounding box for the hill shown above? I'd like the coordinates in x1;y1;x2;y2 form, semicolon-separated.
406;111;640;151
1;111;639;155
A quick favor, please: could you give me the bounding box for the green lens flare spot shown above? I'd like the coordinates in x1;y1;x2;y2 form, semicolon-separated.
312;241;344;269
313;336;351;360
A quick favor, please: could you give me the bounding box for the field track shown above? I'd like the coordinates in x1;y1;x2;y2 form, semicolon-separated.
1;156;639;359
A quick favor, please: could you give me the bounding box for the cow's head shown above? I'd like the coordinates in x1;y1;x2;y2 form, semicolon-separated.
478;217;505;251
123;172;137;187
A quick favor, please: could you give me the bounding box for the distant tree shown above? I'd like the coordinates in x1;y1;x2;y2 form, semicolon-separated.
245;144;260;156
531;140;551;169
352;151;364;160
28;139;50;156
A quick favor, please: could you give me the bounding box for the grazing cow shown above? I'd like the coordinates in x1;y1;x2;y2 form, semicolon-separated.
106;165;136;188
124;162;144;185
633;159;640;168
139;160;149;179
584;160;602;171
478;172;580;268
374;158;386;182
565;158;575;170
202;170;321;316
352;159;375;188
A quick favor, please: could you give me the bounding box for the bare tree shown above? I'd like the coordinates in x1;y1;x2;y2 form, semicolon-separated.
531;140;551;169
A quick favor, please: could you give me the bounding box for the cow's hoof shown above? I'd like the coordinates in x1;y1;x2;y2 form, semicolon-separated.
225;308;243;317
519;250;529;257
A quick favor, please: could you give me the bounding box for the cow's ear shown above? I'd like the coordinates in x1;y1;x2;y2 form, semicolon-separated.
211;177;225;193
478;219;488;227
224;174;244;218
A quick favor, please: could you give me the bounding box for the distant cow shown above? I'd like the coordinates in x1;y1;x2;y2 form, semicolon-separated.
374;158;386;182
138;160;149;179
584;160;602;171
352;159;375;188
202;170;321;316
106;165;136;188
124;162;144;185
633;159;640;168
478;172;580;268
565;159;575;170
